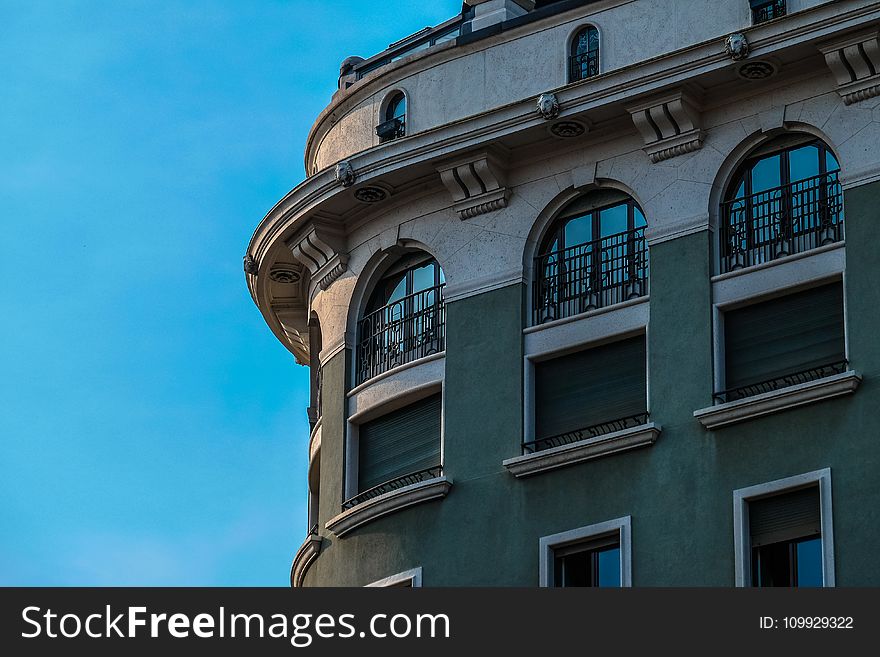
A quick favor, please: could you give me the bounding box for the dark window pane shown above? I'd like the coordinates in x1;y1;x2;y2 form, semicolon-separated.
555;551;591;587
753;542;793;587
597;547;621;587
750;154;781;193
795;537;823;587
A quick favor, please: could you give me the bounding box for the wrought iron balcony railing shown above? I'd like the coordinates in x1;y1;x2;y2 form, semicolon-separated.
342;466;444;511
532;226;648;325
376;116;406;142
522;413;650;455
356;283;446;385
569;48;599;82
714;361;848;404
752;0;786;24
719;170;843;273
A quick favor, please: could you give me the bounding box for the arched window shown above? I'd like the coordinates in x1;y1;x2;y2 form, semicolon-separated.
569;26;599;83
533;191;648;325
719;135;842;273
357;252;445;384
377;92;406;142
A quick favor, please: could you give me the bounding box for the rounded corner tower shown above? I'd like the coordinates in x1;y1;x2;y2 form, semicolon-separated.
246;0;880;588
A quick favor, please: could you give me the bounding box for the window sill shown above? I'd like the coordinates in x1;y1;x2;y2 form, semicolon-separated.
694;371;861;429
502;423;660;478
325;476;452;537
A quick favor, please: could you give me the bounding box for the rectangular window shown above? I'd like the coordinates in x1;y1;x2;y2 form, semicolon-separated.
751;0;786;24
534;335;647;445
750;486;822;587
357;394;441;494
734;469;834;587
540;517;632;587
720;283;845;401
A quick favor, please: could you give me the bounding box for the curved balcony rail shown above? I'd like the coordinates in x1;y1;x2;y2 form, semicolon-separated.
342;466;444;511
714;361;849;404
522;413;650;455
569;48;599;82
377;116;406;142
356;283;446;385
719;170;843;274
532;226;648;326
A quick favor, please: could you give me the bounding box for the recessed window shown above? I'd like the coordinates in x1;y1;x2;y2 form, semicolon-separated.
347;394;442;509
357;253;445;384
718;282;846;402
751;0;786;24
529;334;647;453
719;135;842;273
569;26;599;83
734;470;834;587
533;192;648;325
540;517;632;587
377;92;406;142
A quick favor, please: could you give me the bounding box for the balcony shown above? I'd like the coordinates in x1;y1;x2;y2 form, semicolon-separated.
569;48;599;83
719;170;843;274
532;226;648;325
714;361;849;404
356;283;446;385
522;413;650;455
342;465;444;511
376;116;406;142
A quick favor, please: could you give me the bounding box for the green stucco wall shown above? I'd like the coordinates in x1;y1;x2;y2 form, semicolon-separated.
303;181;880;586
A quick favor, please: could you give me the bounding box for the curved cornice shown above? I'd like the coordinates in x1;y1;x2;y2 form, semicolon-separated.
290;532;323;588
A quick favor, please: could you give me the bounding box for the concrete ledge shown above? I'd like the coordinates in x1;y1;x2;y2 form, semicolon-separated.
502;423;660;478
694;371;862;430
326;477;452;537
290;532;323;588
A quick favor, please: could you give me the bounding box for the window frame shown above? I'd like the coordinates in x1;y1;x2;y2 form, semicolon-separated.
567;24;600;83
733;469;835;587
366;567;423;588
539;516;632;587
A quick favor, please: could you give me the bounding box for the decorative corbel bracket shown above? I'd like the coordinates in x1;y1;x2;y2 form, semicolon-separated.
436;150;510;220
626;90;704;163
287;221;350;291
819;29;880;105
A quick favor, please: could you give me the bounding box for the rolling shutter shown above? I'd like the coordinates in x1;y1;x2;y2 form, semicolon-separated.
749;486;821;547
358;394;441;493
724;283;845;391
535;335;647;440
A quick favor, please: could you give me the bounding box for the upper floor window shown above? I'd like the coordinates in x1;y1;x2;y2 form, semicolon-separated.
356;252;445;385
719;135;843;274
377;92;406;142
533;192;648;326
569;26;599;83
751;0;786;24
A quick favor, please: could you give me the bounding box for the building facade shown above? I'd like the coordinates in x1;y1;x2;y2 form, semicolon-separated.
245;0;880;587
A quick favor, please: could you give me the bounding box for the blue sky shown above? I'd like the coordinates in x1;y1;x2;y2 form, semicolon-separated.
0;0;459;586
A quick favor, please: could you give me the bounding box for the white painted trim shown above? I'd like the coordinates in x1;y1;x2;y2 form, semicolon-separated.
367;566;423;588
711;243;846;308
733;469;834;587
347;352;444;416
539;516;632;587
326;476;452;538
503;423;660;478
694;370;861;429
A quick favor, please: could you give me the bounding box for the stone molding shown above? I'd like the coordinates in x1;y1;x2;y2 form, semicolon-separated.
325;477;452;537
290;532;322;588
502;423;660;478
286;221;350;291
819;29;880;105
308;419;322;494
626;90;704;163
436;150;510;220
694;371;862;430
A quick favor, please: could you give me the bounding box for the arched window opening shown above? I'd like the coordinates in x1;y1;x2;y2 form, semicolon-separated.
719;135;842;273
569;26;599;83
356;252;445;384
533;191;648;325
377;92;406;142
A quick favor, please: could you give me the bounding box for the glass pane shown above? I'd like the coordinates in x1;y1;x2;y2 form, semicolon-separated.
564;213;592;248
795;538;823;588
599;203;628;237
411;262;435;294
387;275;407;304
825;149;840;172
750;154;781;193
555;551;590;587
597;547;621;587
788;145;820;184
753;542;792;587
576;27;598;55
633;205;647;228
